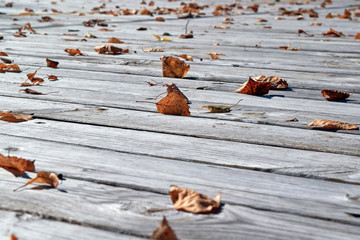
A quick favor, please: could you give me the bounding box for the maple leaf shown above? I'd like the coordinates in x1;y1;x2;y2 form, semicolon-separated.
156;92;190;116
321;89;353;101
322;28;344;37
108;37;124;43
161;56;190;78
307;119;358;130
253;75;288;89
0;111;33;122
46;58;59;68
14;171;59;191
150;217;178;240
0;52;8;56
0;154;35;174
236;77;271;95
64;48;83;56
0;63;21;72
94;45;129;55
179;34;193;39
169;186;220;214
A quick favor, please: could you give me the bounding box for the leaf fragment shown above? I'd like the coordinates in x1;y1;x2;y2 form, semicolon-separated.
322;28;344;37
161;56;190;78
253;75;288;89
155;17;165;22
279;44;300;51
94;45;129;55
14;171;59;191
169;186;220;214
46;58;59;68
108;37;124;43
0;154;35;173
207;52;224;60
144;48;165;52
321;89;353;101
64;48;83;56
20;88;45;95
0;111;33;122
236;77;271;95
307;119;358;130
150;217;178;240
178;54;193;61
85;32;97;38
156;92;190;116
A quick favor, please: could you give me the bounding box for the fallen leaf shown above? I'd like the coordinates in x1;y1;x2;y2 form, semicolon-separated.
108;37;124;43
85;32;97;38
355;33;360;40
310;22;322;26
161;56;190;78
285;118;298;122
26;68;44;84
169;186;220;214
163;83;190;103
199;99;242;113
14;22;36;37
253;75;288;89
1;57;13;64
14;171;59;191
279;44;300;51
137;27;147;31
0;52;8;56
258;18;267;22
155;17;165;22
64;48;83;56
46;58;59;68
236;77;271;95
322;28;344;37
156;92;190;116
144;48;165;52
321;89;353;101
94;45;129;55
179;34;193;39
150;217;178;240
213;26;230;29
0;154;35;173
326;13;335;18
146;81;158;86
298;29;313;37
0;63;20;72
9;234;18;240
178;54;193;61
99;28;114;32
20;88;45;95
207;52;224;60
48;75;58;81
153;34;172;41
307;119;358;130
38;16;54;22
0;111;33;122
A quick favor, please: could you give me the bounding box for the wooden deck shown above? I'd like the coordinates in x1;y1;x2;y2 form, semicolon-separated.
1;0;360;239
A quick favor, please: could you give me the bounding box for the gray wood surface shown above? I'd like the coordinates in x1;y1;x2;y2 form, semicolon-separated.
1;0;360;239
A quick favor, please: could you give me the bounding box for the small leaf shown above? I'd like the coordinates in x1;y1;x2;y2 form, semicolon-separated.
0;63;21;72
236;77;271;95
307;119;358;130
46;58;59;68
14;171;59;191
0;111;33;122
64;48;83;56
94;45;129;55
253;75;288;89
20;88;46;95
150;217;178;240
321;89;353;101
0;154;35;173
161;56;190;78
322;28;344;37
156;92;190;116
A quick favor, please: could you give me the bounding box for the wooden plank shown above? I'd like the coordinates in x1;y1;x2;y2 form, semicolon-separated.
1;171;360;240
0;210;144;240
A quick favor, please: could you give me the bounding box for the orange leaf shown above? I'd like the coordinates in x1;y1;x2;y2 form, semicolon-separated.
178;54;193;61
38;16;54;22
164;83;190;103
307;119;358;130
48;75;58;81
20;88;45;95
14;171;59;191
161;56;190;78
279;45;300;51
108;37;124;44
0;52;8;56
254;75;288;89
322;28;344;37
355;33;360;40
156;92;190;116
169;186;220;214
0;154;35;173
0;63;21;72
94;45;129;55
9;234;18;240
64;48;83;56
321;89;353;101
155;17;165;22
236;77;271;95
46;58;59;68
0;111;33;122
150;217;178;240
179;34;193;39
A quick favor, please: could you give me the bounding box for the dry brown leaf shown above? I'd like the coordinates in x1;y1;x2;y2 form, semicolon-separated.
179;34;193;39
163;83;190;103
137;27;147;31
178;54;193;61
355;33;360;40
26;68;44;84
307;119;358;130
207;52;224;60
161;56;190;78
0;63;21;72
169;186;220;214
0;52;8;56
156;92;190;116
20;88;45;95
108;37;124;44
144;48;165;52
153;34;172;41
64;48;83;56
38;16;54;22
279;44;300;51
46;58;59;68
150;217;178;240
254;75;288;89
0;154;35;173
213;26;230;29
155;17;165;22
236;77;271;95
322;28;344;37
321;89;353;101
0;111;33;122
14;171;59;191
9;234;18;240
48;75;58;81
94;45;129;55
285;118;298;122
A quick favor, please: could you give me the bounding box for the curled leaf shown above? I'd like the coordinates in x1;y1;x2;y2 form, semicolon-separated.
236;77;271;95
108;37;124;43
178;54;193;61
48;75;58;81
156;92;190;116
169;186;220;214
161;56;190;78
0;154;35;173
46;58;59;68
0;111;33;122
322;28;344;37
307;119;358;130
150;217;178;240
321;89;353;101
153;34;172;41
207;52;224;60
0;63;21;72
253;75;288;89
94;45;129;55
14;171;59;191
64;48;83;56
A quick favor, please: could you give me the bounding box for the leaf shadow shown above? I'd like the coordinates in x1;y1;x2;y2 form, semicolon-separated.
23;185;68;193
3;168;31;179
260;94;285;99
